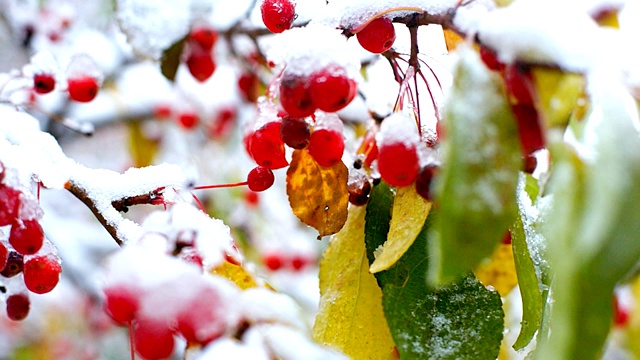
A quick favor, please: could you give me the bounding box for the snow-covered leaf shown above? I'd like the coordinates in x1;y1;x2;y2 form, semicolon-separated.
365;183;504;360
286;149;349;238
428;47;520;285
313;205;396;359
370;185;431;273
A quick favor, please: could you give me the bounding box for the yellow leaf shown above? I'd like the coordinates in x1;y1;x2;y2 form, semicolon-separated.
531;67;585;128
127;121;159;167
473;243;518;297
370;186;431;273
211;260;258;290
313;206;396;359
286;149;349;237
443;29;464;52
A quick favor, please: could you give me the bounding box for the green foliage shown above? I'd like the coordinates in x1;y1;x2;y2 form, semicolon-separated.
428;47;521;286
365;182;504;360
160;36;186;82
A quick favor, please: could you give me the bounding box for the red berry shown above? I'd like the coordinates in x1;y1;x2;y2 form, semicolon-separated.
177;111;199;130
248;121;289;169
67;76;99;102
238;72;259;103
9;219;44;255
0;185;21;226
614;294;630;328
358;132;379;168
348;178;372;206
378;142;419;187
310;65;357;113
307;128;345;167
0;242;7;272
502;232;512;245
280;115;310;149
279;73;315;118
247;166;275;192
33;73;56;94
523;153;537;174
261;0;296;33
189;26;218;51
511;104;545;156
415;164;438;201
6;293;30;321
245;190;260;207
263;253;283;271
154;104;172;120
356;17;396;54
291;254;311;271
176;285;225;345
479;47;504;72
186;52;216;82
103;284;141;325
132;317;175;360
23;255;62;294
1;251;23;278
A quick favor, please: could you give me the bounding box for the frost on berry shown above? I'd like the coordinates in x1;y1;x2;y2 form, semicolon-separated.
261;0;296;33
376;113;421;187
9;219;45;255
356;17;396;54
309;64;357;113
0;185;21;226
6;293;30;321
307;112;345;168
279;72;315;118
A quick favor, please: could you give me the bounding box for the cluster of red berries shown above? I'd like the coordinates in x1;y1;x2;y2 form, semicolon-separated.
153;102;239;138
185;25;219;82
0;163;62;321
479;46;545;166
32;71;100;103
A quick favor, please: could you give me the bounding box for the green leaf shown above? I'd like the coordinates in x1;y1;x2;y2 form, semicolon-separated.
160;36;186;82
537;82;640;359
365;183;504;360
429;46;521;285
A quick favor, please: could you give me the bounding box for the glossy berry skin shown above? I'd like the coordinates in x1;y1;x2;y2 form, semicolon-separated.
33;73;56;94
0;185;21;226
189;26;218;51
280;116;310;149
247;166;275;192
132;317;175;360
23;255;62;294
9;219;44;255
378;142;419;187
279;73;315;118
186;53;216;82
103;284;140;325
67;76;99;102
261;0;296;33
248;121;289;169
415;164;438;201
6;293;30;321
356;17;396;54
310;66;357;113
307;129;345;168
1;251;23;278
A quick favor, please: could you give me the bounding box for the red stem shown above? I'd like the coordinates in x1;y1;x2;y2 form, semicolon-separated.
192;181;248;190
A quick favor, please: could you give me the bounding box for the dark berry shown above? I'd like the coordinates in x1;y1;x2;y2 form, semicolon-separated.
6;293;30;321
415;164;438;201
280;116;310;149
356;17;396;54
0;251;23;278
33;73;56;94
348;178;372;206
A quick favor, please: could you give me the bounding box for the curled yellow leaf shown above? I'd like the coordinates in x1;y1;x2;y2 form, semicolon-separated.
370;186;431;273
473;243;518;297
211;260;258;290
313;206;395;359
286;150;349;237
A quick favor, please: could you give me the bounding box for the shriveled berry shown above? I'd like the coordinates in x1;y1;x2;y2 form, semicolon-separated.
307;128;344;167
0;185;21;226
1;251;23;278
261;0;296;33
356;17;396;54
280;116;310;149
23;255;62;294
33;73;56;94
247;166;275;192
189;26;218;51
348;179;372;206
415;164;438;201
133;317;175;360
186;52;216;82
310;65;357;113
6;293;30;321
9;219;44;255
279;73;315;118
103;284;141;325
378;142;419;187
67;76;99;102
248;121;289;169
